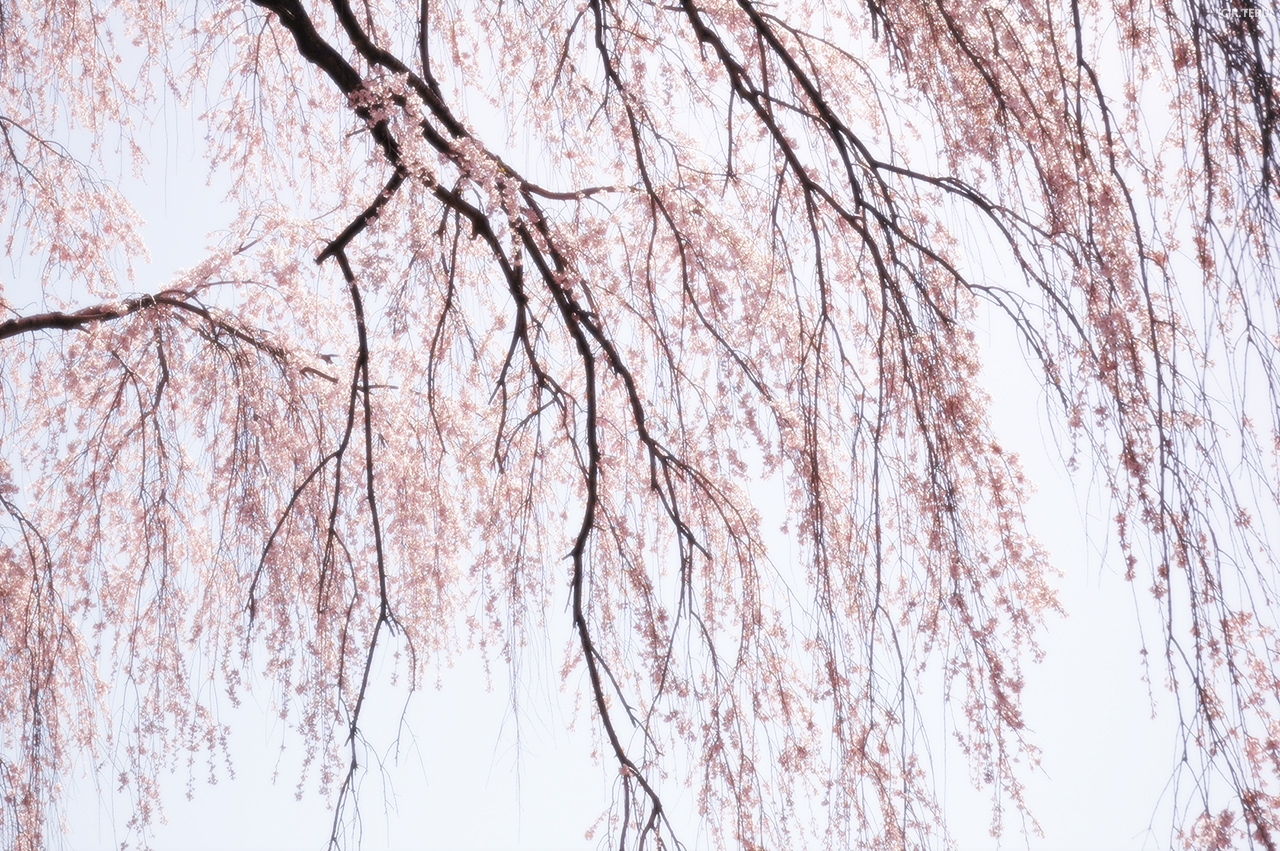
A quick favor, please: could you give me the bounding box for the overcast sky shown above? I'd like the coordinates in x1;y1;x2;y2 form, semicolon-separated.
22;32;1190;851
47;139;1180;851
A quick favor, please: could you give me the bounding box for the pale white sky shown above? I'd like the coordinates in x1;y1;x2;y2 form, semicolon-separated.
60;150;1180;850
25;23;1187;851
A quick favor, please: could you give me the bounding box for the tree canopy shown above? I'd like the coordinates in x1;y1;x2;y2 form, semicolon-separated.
0;0;1277;848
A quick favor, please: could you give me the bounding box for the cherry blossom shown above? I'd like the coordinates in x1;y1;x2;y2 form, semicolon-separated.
0;0;1277;848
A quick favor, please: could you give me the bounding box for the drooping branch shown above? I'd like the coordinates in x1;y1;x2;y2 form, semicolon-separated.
4;1;1278;849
